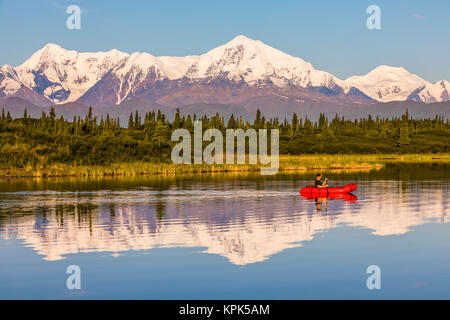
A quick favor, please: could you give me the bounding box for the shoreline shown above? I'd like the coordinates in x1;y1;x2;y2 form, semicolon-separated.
0;154;448;179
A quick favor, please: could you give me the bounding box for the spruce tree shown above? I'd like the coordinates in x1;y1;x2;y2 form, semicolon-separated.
128;112;134;129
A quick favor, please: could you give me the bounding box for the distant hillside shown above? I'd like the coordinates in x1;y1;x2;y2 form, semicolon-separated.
1;96;448;126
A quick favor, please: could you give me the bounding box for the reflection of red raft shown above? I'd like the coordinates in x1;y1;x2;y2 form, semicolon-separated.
301;193;358;202
300;183;357;197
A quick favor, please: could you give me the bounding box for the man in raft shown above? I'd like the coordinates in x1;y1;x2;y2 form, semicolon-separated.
315;173;328;188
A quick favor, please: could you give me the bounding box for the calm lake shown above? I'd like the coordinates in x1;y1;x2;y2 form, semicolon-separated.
0;164;449;299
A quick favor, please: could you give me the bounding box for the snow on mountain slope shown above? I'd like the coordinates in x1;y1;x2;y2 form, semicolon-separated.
14;44;129;103
0;65;22;96
345;66;430;103
156;55;197;79
109;52;196;104
408;80;450;103
0;64;52;105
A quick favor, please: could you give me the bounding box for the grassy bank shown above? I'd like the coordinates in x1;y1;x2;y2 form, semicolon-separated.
0;154;449;178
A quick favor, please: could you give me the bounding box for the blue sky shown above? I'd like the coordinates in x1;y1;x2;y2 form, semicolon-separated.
0;0;449;82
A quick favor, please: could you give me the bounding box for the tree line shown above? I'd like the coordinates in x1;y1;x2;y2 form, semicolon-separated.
0;107;449;168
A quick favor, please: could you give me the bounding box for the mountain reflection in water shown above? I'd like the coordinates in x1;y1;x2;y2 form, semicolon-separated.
1;171;448;266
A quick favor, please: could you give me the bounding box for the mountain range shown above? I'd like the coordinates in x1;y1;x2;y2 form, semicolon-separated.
1;35;449;121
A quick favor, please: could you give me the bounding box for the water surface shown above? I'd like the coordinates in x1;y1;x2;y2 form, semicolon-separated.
0;164;449;299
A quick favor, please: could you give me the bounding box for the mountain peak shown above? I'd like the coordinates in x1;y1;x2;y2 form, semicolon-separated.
33;44;128;60
43;43;64;50
0;64;14;72
15;43;71;71
345;65;430;102
37;43;70;56
226;35;259;45
188;34;315;84
370;65;409;74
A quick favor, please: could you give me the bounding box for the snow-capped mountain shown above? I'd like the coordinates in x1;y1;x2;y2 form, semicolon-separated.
12;43;129;104
0;64;53;105
0;65;21;96
0;35;449;107
345;66;430;103
78;51;197;106
408;80;450;103
185;35;342;89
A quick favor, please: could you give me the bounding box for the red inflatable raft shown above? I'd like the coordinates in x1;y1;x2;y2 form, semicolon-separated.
300;193;358;202
300;183;357;197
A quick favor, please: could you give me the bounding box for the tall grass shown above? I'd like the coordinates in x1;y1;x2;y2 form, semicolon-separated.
0;154;449;178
